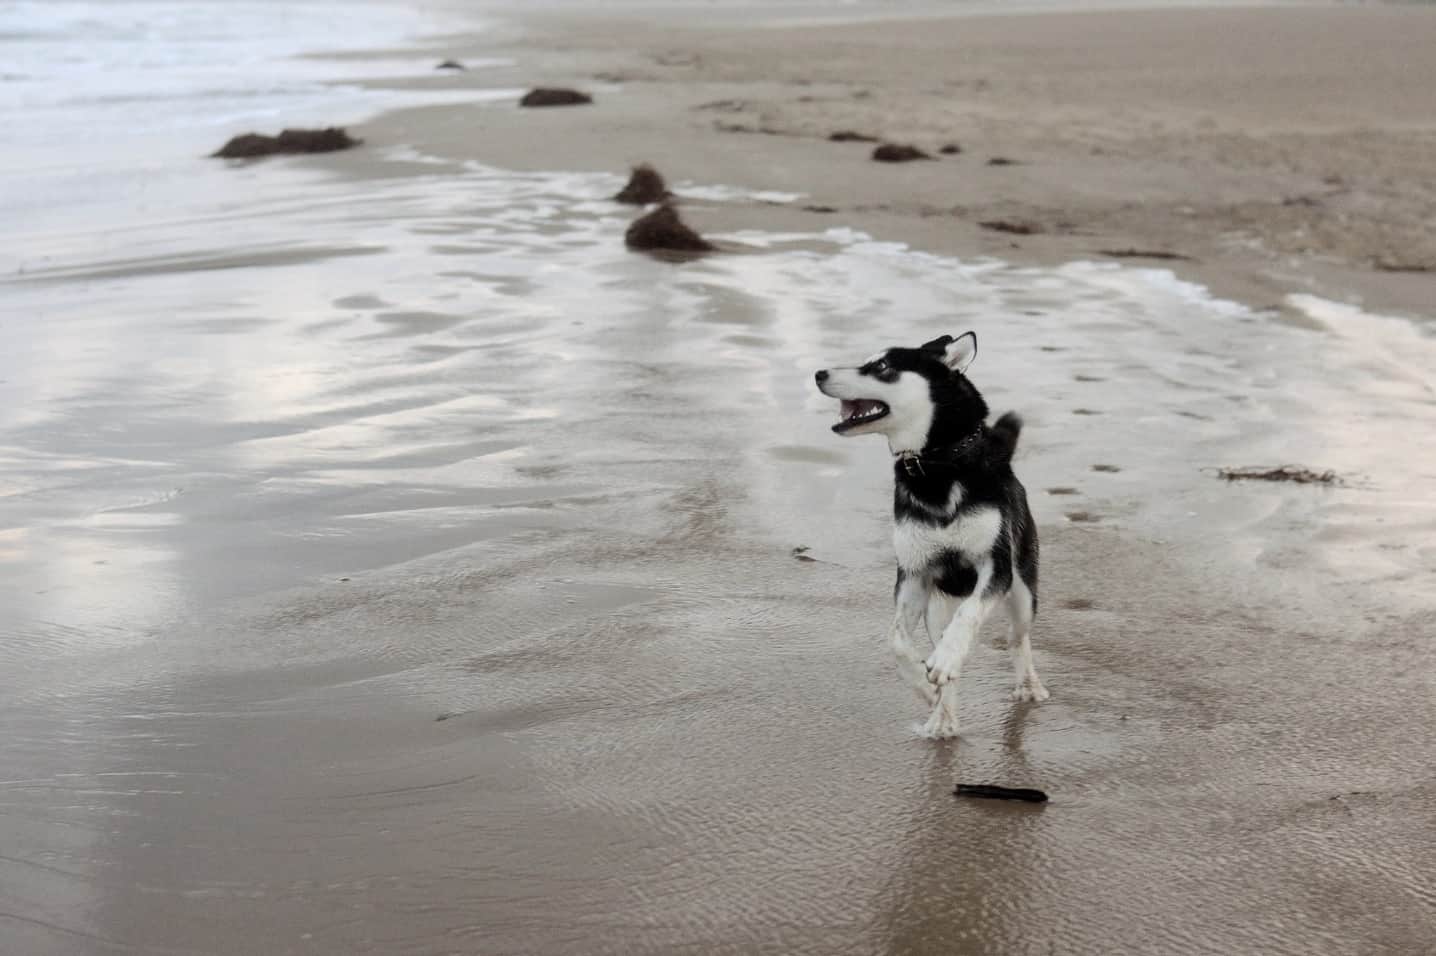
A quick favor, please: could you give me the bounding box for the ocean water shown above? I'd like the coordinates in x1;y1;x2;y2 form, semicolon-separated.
1;0;491;244
1;0;473;144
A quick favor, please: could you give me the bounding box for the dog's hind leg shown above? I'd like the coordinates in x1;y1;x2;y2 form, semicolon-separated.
1006;577;1049;702
893;572;938;706
926;590;958;640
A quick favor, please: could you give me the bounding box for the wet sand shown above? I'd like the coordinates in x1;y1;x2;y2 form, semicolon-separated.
4;4;1436;955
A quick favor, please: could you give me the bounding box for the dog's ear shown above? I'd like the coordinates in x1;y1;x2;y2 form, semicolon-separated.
919;334;954;354
937;331;977;373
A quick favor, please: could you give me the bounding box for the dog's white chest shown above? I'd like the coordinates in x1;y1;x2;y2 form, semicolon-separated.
893;505;1003;573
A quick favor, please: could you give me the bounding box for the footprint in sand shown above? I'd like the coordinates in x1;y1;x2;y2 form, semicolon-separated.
1047;487;1080;495
724;334;779;350
1065;511;1101;523
768;445;845;465
1061;598;1096;610
1092;464;1121;473
1073;408;1101;416
372;310;465;337
1074;374;1104;383
333;293;389;310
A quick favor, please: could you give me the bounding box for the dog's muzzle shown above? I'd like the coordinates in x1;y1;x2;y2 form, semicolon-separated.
816;370;890;432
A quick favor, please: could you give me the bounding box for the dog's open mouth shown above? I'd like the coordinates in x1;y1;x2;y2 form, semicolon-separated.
834;398;890;432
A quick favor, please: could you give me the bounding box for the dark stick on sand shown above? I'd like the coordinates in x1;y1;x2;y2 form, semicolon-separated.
1101;248;1194;261
979;219;1043;236
1216;465;1340;485
955;784;1049;803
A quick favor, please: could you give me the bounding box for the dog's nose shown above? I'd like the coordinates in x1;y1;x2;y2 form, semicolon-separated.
815;369;829;384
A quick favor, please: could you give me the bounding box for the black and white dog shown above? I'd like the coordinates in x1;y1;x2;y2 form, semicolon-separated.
815;332;1048;738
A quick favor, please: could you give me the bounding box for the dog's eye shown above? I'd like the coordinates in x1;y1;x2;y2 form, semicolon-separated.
868;359;897;381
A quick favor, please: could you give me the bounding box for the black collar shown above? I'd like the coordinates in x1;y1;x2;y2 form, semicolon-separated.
894;429;983;477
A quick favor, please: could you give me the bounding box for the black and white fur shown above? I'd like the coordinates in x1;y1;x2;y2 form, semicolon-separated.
815;332;1048;739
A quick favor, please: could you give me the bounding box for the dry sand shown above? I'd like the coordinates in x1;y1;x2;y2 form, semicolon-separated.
4;4;1436;956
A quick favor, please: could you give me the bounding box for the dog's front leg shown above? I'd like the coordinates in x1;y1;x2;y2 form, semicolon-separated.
925;567;996;687
892;571;938;706
919;593;996;740
920;592;962;739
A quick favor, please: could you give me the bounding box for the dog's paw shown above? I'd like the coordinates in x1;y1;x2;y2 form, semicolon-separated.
1010;681;1051;703
923;647;960;685
918;708;961;740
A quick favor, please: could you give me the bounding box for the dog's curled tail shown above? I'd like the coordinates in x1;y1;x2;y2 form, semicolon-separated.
990;412;1023;462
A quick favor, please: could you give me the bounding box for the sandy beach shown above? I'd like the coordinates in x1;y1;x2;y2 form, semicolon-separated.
3;3;1435;954
354;3;1436;319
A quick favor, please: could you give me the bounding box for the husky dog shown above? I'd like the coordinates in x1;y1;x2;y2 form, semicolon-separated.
815;332;1048;738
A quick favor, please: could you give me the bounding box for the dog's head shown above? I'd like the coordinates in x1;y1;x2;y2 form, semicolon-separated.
814;332;989;453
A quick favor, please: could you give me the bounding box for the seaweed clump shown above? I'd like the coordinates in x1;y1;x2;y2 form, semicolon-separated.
212;128;360;159
614;164;670;204
520;88;593;107
624;203;714;256
872;143;931;162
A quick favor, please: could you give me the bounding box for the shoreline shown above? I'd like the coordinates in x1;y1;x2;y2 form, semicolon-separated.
336;2;1436;323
